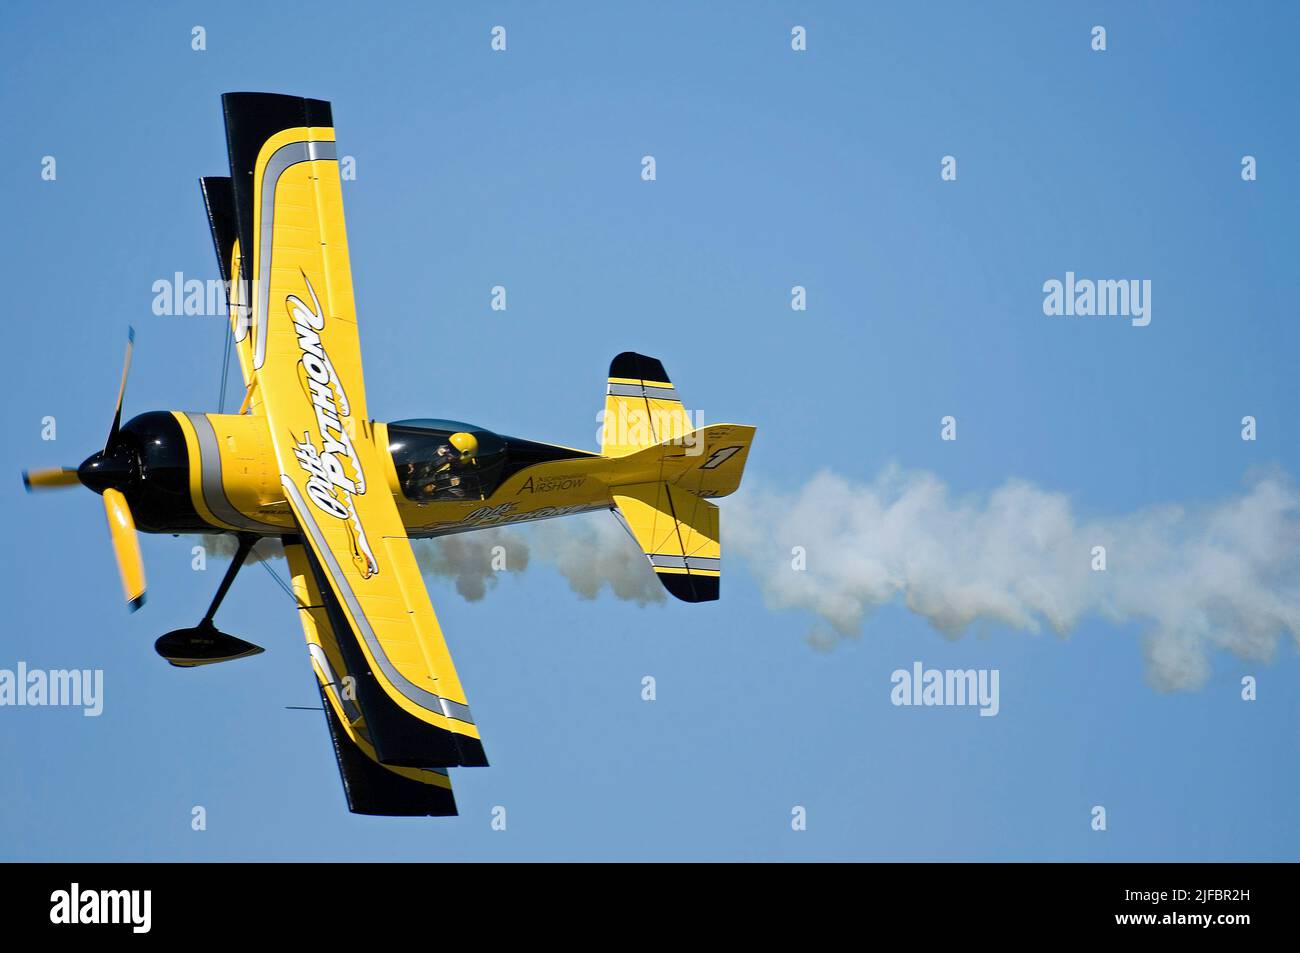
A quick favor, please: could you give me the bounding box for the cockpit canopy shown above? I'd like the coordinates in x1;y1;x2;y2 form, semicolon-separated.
387;419;590;503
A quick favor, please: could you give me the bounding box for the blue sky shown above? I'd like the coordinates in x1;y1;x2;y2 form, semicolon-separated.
2;2;1298;860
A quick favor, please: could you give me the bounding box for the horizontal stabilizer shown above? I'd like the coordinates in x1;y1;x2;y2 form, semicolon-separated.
613;482;720;602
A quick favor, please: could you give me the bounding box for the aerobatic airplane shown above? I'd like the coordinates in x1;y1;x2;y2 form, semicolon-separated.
22;94;755;816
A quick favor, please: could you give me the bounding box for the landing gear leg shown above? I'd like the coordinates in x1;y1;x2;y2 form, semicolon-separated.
198;533;256;627
154;534;266;667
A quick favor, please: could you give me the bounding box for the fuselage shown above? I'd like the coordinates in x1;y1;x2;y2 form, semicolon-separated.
98;411;664;539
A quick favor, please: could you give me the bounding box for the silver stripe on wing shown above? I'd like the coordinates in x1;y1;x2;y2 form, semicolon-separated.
282;476;476;727
307;642;364;725
253;139;338;371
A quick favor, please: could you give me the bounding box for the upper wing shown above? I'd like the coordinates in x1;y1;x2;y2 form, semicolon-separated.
222;92;485;768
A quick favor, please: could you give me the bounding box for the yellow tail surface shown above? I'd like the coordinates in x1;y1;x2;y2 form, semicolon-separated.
599;352;755;603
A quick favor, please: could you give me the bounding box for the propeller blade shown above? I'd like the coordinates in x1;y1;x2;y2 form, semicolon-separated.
21;467;80;492
106;327;135;452
103;487;146;611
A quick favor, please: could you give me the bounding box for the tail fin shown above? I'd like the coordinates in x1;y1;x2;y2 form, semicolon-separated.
600;351;694;457
600;352;755;603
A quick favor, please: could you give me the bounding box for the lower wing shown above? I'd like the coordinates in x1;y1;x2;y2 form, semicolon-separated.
285;538;463;816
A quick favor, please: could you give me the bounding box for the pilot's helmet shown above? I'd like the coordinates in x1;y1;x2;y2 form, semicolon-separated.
448;431;478;461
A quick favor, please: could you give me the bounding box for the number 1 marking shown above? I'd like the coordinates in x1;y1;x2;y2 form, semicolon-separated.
700;446;742;469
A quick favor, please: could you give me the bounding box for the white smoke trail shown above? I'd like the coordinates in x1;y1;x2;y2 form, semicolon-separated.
408;515;665;604
203;466;1300;690
410;529;528;602
412;515;664;604
528;513;665;606
201;534;284;565
727;466;1300;691
202;530;531;603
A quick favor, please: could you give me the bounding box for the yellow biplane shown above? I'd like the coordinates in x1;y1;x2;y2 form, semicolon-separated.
22;93;755;816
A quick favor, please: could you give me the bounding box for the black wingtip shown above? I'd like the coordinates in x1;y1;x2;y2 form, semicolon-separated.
222;93;335;323
453;735;490;768
128;593;146;613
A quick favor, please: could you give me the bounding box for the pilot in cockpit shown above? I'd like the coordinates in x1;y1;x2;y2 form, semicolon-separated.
420;431;479;500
